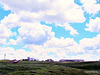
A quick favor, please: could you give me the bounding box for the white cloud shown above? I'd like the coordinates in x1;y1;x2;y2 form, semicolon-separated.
0;0;86;38
64;23;79;36
44;37;77;48
79;34;100;51
55;23;79;35
23;35;100;61
80;0;100;15
0;13;55;45
24;37;84;60
44;37;84;54
0;0;52;12
7;36;22;45
0;13;19;29
0;24;13;44
0;0;85;23
0;16;18;44
1;0;100;61
0;39;6;44
18;22;54;45
0;47;29;60
1;34;100;61
70;53;97;61
85;17;100;32
0;24;12;38
7;39;17;45
0;47;15;60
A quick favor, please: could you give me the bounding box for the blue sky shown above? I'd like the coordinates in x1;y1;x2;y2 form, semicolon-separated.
0;0;100;61
0;6;11;20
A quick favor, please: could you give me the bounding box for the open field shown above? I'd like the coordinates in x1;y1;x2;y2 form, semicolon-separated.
0;60;100;75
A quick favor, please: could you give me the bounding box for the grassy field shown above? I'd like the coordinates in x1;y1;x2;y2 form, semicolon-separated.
0;60;100;75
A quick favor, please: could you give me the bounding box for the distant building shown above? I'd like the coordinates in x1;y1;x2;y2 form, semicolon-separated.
59;59;84;62
27;57;39;61
22;59;28;61
9;59;20;63
45;59;54;62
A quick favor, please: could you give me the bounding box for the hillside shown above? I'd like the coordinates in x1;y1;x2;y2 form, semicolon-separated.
0;60;100;75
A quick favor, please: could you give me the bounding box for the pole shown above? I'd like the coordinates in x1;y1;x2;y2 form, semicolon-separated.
4;53;6;60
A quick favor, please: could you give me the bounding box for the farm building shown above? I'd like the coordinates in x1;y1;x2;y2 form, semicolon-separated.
27;57;39;61
22;59;28;61
45;59;54;62
59;59;84;62
9;59;20;63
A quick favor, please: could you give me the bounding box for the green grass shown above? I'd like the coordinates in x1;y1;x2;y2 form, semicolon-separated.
0;60;100;75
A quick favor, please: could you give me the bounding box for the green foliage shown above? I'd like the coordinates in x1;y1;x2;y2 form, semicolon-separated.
58;61;100;70
0;60;100;75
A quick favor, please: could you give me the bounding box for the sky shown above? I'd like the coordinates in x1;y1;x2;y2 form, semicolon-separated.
0;0;100;61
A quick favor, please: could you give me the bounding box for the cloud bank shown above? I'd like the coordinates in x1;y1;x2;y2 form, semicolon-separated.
0;0;100;61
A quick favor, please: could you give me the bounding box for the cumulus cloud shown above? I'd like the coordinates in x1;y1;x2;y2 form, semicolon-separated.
1;34;100;61
7;37;22;45
23;35;100;61
7;39;17;45
80;0;100;15
0;13;19;29
64;23;79;35
0;0;85;36
0;14;55;45
44;37;77;48
55;23;79;36
0;23;13;44
18;22;54;45
1;0;100;61
0;0;85;45
0;39;6;44
85;17;100;32
0;24;12;38
79;34;100;51
44;37;84;54
0;13;55;45
0;0;86;23
0;47;15;60
0;47;29;60
24;37;84;60
70;53;98;61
